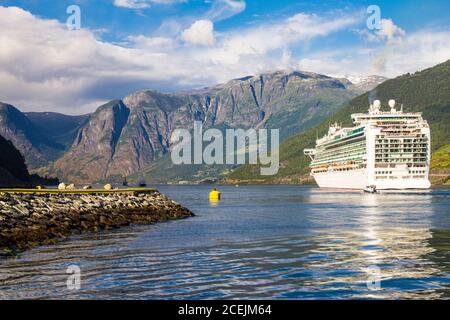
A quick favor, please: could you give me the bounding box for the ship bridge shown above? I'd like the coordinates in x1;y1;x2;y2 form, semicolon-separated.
351;100;424;125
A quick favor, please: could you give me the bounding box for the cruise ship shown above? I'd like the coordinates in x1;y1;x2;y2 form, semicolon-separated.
304;100;431;190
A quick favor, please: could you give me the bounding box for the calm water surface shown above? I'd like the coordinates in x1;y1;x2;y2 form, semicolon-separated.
0;185;449;299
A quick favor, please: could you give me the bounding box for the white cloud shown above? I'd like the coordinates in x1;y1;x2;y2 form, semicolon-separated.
126;35;177;50
207;13;358;62
113;0;185;9
114;0;150;9
281;48;293;69
297;29;450;78
361;19;406;45
370;30;450;75
377;19;406;44
181;20;215;46
0;6;449;114
205;0;246;22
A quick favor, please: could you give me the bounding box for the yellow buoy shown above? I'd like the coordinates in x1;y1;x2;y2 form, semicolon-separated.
209;188;221;201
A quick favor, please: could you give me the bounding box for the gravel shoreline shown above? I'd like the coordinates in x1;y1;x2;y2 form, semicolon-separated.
0;190;194;256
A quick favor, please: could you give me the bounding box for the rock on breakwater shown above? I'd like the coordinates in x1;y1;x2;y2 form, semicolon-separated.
0;189;194;256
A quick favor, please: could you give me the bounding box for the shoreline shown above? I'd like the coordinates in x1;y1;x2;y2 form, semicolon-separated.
223;172;450;186
0;189;194;256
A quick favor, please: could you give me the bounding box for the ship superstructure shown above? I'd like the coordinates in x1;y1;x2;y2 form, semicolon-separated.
304;100;431;190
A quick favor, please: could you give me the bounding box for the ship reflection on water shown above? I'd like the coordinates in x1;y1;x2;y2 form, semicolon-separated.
300;190;448;299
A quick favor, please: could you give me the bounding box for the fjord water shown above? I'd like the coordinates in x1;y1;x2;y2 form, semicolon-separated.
0;186;449;299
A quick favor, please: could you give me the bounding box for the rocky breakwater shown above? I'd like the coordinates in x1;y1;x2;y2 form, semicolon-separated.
0;189;194;256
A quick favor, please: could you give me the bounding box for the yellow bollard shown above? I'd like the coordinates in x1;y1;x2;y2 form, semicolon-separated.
209;188;221;201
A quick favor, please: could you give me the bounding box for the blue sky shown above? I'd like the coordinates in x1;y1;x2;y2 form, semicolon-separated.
4;1;449;32
0;0;449;113
4;0;449;43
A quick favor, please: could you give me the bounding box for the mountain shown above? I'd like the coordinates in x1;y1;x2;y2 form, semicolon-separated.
0;134;31;187
0;103;89;170
0;132;59;188
24;112;89;149
46;70;367;183
46;100;132;182
226;60;450;185
342;75;389;93
0;103;66;168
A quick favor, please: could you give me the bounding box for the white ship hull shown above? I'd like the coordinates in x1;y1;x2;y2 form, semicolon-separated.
313;169;367;189
369;178;431;190
312;169;431;190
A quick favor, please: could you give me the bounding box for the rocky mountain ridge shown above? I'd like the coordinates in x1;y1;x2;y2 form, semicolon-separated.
1;70;386;183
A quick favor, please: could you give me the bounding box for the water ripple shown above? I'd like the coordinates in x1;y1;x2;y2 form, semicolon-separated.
1;186;449;299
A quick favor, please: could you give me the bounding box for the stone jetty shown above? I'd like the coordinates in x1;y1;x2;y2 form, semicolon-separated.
0;189;194;256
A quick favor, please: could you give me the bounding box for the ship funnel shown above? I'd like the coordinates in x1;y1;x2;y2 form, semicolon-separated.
389;99;396;112
372;100;381;113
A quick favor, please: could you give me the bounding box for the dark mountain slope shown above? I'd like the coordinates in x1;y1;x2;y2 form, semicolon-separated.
0;103;65;168
24;112;90;149
0;134;31;187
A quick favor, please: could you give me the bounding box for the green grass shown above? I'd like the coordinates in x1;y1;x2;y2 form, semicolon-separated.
431;144;450;171
0;188;157;195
